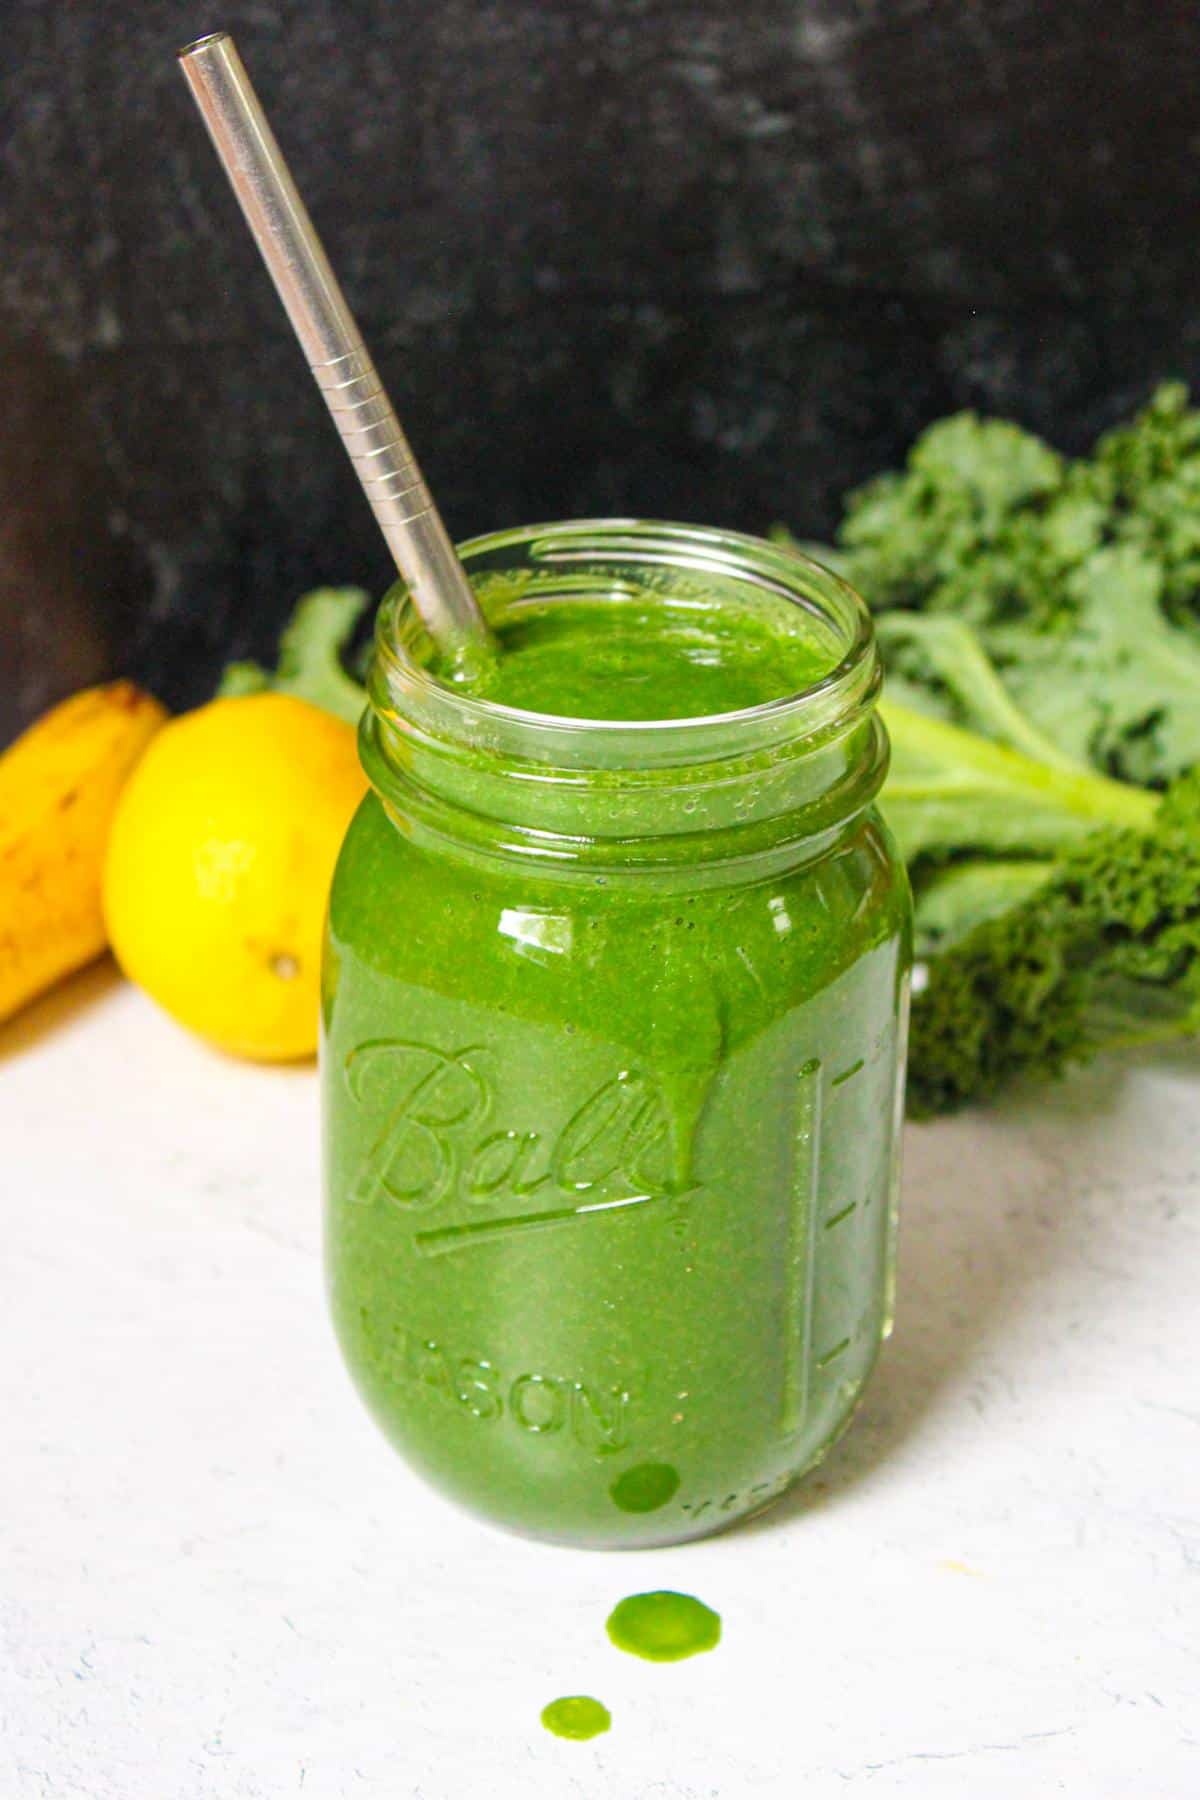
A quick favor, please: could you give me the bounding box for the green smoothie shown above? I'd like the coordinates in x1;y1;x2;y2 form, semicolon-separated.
323;522;910;1548
434;591;834;719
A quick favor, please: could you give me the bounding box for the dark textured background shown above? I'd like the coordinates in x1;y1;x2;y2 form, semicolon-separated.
3;0;1198;739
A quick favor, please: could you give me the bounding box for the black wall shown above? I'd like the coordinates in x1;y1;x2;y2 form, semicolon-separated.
3;0;1198;738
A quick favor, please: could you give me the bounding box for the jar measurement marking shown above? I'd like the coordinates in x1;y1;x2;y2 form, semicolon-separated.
780;1056;822;1437
824;1200;857;1231
816;1335;851;1370
413;1187;690;1258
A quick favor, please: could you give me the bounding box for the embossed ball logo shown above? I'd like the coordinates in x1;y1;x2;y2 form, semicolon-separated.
343;1040;685;1256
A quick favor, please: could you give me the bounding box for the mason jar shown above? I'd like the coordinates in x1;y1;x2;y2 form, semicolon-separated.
322;520;911;1548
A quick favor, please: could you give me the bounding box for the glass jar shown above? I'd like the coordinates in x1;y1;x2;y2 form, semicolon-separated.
322;521;911;1548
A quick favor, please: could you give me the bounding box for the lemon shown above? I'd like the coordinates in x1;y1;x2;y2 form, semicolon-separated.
103;693;366;1060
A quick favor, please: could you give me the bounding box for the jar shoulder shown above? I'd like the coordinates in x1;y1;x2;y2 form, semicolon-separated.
329;795;909;1018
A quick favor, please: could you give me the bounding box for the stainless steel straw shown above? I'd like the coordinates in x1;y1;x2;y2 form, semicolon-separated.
178;31;492;656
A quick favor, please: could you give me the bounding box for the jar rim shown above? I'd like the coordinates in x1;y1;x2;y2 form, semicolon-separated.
369;519;879;770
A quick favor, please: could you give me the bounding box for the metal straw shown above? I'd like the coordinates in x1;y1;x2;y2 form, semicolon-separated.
178;32;492;656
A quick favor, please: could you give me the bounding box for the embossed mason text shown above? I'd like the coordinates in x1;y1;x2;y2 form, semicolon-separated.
373;1319;632;1452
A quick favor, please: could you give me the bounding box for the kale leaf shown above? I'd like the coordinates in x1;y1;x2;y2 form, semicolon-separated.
907;769;1200;1115
218;587;371;726
834;384;1200;786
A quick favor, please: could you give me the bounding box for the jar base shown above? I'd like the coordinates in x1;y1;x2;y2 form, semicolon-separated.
398;1331;889;1553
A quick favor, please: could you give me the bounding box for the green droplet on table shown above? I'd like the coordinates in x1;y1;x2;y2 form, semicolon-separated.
540;1695;612;1740
606;1590;722;1661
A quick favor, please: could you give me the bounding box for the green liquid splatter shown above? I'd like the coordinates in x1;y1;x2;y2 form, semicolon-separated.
540;1695;612;1740
605;1590;722;1662
609;1461;680;1513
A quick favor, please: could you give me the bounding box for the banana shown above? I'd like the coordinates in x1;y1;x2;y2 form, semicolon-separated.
0;682;167;1023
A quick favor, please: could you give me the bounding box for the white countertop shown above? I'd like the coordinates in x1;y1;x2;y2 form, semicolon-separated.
3;965;1197;1799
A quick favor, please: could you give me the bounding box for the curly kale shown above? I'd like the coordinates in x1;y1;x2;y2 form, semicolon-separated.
832;384;1200;786
907;770;1200;1116
878;694;1158;966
